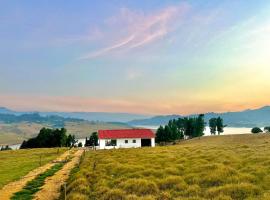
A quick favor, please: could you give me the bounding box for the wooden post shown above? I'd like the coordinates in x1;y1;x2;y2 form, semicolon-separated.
64;183;67;200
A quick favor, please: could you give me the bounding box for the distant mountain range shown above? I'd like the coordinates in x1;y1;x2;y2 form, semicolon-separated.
128;106;270;128
0;112;84;128
1;106;270;128
0;107;150;122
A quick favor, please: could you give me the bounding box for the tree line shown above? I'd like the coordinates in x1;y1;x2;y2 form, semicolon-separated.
20;128;77;149
156;114;206;143
209;117;225;135
85;132;98;147
156;115;225;143
0;145;12;151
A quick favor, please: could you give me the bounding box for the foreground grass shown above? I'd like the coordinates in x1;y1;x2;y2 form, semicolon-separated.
11;163;65;200
0;148;66;189
66;134;270;200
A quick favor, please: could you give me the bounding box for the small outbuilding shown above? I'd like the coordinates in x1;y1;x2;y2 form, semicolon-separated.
98;129;155;149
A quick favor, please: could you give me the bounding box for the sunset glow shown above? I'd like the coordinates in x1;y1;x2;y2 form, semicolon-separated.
1;0;270;114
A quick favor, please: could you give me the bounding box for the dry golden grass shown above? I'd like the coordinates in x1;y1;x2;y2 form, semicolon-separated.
65;134;270;200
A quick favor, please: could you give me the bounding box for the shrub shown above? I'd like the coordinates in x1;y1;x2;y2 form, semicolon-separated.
251;127;263;134
264;127;270;133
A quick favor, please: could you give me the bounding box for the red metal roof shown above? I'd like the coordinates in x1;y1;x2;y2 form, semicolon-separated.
98;129;155;139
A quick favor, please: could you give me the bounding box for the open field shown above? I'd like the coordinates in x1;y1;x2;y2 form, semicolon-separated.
0;148;66;189
0;121;130;145
66;134;270;200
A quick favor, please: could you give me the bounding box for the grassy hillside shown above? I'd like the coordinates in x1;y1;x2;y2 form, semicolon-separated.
0;148;66;189
66;134;270;200
0;121;130;145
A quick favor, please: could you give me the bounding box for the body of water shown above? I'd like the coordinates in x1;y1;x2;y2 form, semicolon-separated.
134;125;252;136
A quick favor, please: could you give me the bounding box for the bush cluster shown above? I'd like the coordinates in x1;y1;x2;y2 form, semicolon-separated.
20;127;76;149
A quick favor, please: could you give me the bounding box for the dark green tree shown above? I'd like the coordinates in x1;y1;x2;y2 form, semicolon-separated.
164;125;172;142
0;145;11;151
209;118;217;135
216;117;224;135
251;127;263;134
85;132;99;147
66;134;77;147
156;126;165;143
78;142;83;147
264;127;270;133
194;114;205;137
20;127;73;149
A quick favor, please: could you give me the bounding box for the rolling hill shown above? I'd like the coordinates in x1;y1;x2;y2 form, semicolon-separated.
0;113;130;145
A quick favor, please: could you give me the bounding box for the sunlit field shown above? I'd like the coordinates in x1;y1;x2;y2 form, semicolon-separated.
0;148;66;188
66;134;270;200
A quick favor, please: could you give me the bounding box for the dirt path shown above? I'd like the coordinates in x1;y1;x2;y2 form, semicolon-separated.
34;149;84;200
0;150;72;200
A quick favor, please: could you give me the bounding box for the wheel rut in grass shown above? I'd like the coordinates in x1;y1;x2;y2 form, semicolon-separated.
34;149;84;200
0;150;71;200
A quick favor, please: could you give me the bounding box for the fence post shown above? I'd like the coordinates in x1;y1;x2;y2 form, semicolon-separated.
64;183;67;200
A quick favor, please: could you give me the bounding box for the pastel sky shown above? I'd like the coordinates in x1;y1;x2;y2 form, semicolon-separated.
0;0;270;115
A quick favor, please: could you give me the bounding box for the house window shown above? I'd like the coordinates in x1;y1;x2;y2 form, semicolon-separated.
125;140;128;144
133;139;136;143
105;139;117;146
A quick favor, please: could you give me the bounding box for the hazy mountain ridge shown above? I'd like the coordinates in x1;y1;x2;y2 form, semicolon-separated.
1;106;270;128
128;106;270;127
0;107;150;122
0;113;84;128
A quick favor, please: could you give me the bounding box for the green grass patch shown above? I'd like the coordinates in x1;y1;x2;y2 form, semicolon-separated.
65;134;270;200
11;163;64;200
0;148;66;188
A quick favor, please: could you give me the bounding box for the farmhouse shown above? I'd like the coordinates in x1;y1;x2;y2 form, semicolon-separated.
98;129;155;149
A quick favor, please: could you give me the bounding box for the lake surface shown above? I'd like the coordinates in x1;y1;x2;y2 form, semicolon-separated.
134;125;252;136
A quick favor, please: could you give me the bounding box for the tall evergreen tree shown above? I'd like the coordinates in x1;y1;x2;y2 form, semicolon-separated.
194;114;205;137
209;118;217;135
155;126;164;143
216;117;224;135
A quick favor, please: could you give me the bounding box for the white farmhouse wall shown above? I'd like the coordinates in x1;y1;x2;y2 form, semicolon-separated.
117;138;141;148
99;138;142;149
99;138;155;150
99;139;106;149
151;138;155;147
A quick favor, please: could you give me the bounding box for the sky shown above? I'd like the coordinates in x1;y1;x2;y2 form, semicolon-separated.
0;0;270;115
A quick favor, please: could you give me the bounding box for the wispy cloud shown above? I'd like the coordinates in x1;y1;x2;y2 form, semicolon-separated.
79;4;190;59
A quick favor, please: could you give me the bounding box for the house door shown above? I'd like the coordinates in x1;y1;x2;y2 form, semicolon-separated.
141;139;151;147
